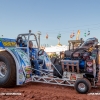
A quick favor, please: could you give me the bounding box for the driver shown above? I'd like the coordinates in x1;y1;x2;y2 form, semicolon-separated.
29;41;47;76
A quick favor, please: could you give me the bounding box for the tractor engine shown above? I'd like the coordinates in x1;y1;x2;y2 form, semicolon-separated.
62;37;99;78
63;50;98;74
62;51;92;73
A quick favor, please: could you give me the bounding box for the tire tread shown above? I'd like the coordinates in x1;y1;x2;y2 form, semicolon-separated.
0;51;16;88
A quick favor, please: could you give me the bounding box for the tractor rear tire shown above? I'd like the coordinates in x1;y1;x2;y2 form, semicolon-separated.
0;51;16;88
74;78;91;94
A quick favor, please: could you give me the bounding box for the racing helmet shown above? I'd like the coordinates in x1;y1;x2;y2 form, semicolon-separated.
16;37;27;47
16;37;23;46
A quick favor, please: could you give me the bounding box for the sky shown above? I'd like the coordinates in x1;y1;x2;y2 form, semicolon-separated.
0;0;100;46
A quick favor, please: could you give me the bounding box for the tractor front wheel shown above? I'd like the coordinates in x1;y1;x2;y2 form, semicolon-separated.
74;78;91;94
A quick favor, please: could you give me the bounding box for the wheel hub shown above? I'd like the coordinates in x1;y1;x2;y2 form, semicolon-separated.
78;83;86;91
0;62;7;78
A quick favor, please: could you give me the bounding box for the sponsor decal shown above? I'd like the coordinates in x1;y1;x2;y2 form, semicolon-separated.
19;81;23;85
26;70;32;74
25;67;31;71
87;67;93;72
15;49;31;66
25;66;32;74
19;74;23;79
70;74;76;80
0;38;16;47
25;78;32;83
87;62;93;67
19;69;23;74
26;74;31;78
2;41;16;47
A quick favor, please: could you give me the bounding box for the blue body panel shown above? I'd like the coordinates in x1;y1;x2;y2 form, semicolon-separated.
0;38;16;48
0;38;52;85
64;58;85;69
79;60;85;69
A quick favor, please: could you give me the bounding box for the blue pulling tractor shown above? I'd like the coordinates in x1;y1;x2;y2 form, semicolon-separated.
0;30;100;94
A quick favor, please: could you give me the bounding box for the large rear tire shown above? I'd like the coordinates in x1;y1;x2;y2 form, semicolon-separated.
0;51;16;88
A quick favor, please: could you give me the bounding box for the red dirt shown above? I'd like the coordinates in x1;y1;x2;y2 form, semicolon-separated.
0;72;100;100
0;82;100;100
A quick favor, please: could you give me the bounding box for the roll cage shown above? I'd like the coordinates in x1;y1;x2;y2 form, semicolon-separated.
16;30;39;59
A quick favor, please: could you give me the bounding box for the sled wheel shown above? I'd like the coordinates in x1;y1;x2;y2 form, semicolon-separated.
0;51;16;88
74;78;91;94
53;65;63;78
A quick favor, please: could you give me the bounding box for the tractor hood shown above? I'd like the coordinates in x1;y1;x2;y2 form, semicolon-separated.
79;38;98;49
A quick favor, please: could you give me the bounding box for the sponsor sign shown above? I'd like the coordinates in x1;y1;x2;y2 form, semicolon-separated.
19;80;23;85
87;62;93;67
19;69;23;74
19;74;23;79
70;74;76;80
25;78;32;83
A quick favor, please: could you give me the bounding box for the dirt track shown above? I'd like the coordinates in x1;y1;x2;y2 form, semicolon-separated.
0;82;100;100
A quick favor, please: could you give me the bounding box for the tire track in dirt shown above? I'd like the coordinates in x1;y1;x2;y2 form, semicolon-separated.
0;82;100;100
